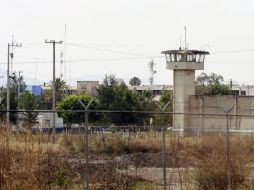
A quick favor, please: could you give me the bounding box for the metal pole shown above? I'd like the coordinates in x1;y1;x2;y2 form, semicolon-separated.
52;41;56;142
6;44;10;123
226;114;231;190
6;42;22;124
78;99;93;190
45;40;63;142
85;111;89;190
184;26;187;50
162;125;167;190
216;97;234;190
154;101;171;190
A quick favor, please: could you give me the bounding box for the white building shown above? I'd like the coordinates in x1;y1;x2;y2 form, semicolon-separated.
37;113;64;131
128;85;173;100
231;84;254;96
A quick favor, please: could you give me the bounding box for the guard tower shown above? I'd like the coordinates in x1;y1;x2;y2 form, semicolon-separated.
161;49;209;133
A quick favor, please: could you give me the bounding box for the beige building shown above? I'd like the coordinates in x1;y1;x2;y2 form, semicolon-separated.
77;81;99;95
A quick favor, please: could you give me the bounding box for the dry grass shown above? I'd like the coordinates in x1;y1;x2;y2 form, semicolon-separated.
0;124;254;190
0;128;81;190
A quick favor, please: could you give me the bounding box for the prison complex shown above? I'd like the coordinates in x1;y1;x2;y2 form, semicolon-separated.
162;48;254;133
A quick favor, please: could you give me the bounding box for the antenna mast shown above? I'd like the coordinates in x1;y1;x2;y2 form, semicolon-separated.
60;51;64;78
64;24;67;83
184;26;187;50
10;35;15;72
148;58;156;85
34;58;38;86
180;34;182;49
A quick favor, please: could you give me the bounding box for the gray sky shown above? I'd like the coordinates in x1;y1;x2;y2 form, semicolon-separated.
0;0;254;86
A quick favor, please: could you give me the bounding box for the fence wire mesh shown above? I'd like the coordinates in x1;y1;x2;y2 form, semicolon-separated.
0;110;253;189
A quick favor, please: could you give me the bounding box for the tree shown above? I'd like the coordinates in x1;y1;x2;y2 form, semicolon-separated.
133;91;154;110
56;95;97;128
96;75;117;110
0;88;18;123
195;73;230;95
130;90;156;125
9;72;26;93
153;90;173;127
43;77;67;109
0;72;26;124
97;75;138;125
19;92;38;128
129;77;141;86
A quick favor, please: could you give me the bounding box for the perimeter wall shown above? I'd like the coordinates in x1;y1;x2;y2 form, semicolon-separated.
188;95;254;132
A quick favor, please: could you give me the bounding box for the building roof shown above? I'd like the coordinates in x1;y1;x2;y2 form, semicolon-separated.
41;85;77;91
128;85;173;91
68;86;77;90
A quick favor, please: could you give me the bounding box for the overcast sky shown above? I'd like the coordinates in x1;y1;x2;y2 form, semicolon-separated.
0;0;254;86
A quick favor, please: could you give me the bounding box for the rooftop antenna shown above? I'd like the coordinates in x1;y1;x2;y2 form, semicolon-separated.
148;58;156;85
60;51;64;78
64;24;67;83
34;58;38;86
10;34;15;72
179;34;182;50
203;44;209;51
184;26;187;50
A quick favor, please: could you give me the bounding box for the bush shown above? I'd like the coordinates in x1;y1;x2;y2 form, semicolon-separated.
193;137;249;190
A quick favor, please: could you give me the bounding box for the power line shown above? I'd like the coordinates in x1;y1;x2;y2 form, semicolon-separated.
0;56;164;65
212;49;254;54
66;43;149;57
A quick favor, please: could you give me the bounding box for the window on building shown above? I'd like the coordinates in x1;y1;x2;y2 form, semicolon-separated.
231;90;239;96
241;91;246;96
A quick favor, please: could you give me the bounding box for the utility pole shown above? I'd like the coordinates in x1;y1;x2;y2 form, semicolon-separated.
6;42;22;124
45;40;63;142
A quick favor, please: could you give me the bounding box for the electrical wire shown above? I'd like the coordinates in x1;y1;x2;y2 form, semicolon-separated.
66;43;149;57
0;56;164;65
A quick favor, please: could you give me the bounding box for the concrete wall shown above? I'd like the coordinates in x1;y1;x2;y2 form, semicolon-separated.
188;95;254;132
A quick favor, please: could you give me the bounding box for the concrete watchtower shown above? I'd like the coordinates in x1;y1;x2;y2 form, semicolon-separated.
161;48;209;132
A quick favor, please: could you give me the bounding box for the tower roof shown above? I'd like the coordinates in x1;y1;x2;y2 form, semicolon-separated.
161;49;209;55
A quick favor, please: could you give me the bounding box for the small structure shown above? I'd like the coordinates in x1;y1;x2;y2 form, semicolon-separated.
37;113;64;133
161;49;209;133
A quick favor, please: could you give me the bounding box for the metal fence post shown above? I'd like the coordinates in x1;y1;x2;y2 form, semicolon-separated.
85;111;89;190
78;99;93;190
155;101;171;190
226;113;231;190
162;125;167;190
216;97;234;190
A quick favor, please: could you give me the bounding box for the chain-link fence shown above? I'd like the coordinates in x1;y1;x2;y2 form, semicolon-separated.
0;110;254;189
